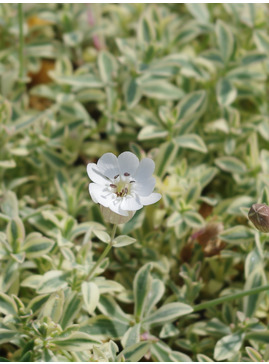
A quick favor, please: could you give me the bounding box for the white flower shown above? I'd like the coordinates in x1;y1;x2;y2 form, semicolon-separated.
87;152;161;223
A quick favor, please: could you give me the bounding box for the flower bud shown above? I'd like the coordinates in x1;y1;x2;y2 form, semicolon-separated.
100;205;135;225
248;203;269;233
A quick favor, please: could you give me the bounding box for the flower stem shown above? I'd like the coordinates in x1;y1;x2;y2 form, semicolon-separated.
193;284;269;312
86;224;117;281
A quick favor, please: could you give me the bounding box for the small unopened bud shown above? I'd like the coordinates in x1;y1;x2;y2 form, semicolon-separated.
248;203;269;233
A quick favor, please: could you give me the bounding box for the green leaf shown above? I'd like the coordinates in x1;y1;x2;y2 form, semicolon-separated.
197;353;214;362
219;226;255;244
214;332;244;361
142;302;193;326
1;191;18;218
6;218;25;253
52;75;103;88
98;295;130;323
37;270;69;294
183;211;204;228
81;282;100;314
51;332;101;351
155;141;178;178
98;51;117;84
216;20;235;63
121;323;141;348
118;341;151;362
93;229;110;243
243;268;267;317
186;3;210;23
14;112;45;133
215;156;246;174
160;323;180;339
0;160;16;169
23;233;54;258
80;315;129;340
124;78;142;109
133;263;152;320
175;134;207;153
138;125;168;141
0;329;18;345
245;346;263;362
0;291;17;316
144;279;165;316
253;30;269;53
140;80;184;100
226;67;266;82
177;90;207;120
60;291;82;330
217;78;237;106
112;235;136;248
241;51;267;66
40;290;64;323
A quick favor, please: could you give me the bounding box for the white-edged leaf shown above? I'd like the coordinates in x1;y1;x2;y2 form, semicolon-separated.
141;80;184;100
40;290;64;323
215;156;246;174
93;229;110;243
23;233;54;258
219;226;255;244
216;20;235;63
121;323;141;349
143;302;193;326
177;90;207;121
186;3;210;23
0;291;17;316
112;235;136;248
81;281;100;314
124;78;142;109
117;341;151;362
214;332;244;361
98;51;117;84
134;263;152;320
175;134;207;153
217;78;237;106
37;270;68;294
51;332;101;351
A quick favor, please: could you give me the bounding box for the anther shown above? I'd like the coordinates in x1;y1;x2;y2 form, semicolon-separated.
124;172;130;176
114;174;119;179
130;180;135;183
110;184;117;188
124;187;128;194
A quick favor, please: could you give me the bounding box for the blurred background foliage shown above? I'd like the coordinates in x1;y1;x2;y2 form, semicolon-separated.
0;3;269;362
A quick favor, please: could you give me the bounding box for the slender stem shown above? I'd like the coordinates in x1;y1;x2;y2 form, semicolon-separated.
193;284;269;312
86;224;117;281
18;3;24;80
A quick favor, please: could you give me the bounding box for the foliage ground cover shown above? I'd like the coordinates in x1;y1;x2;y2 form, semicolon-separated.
0;3;269;362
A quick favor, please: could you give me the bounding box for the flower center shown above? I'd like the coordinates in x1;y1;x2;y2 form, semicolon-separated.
110;172;135;197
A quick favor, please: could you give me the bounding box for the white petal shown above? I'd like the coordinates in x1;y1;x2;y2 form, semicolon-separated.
139;193;162;206
89;183;114;207
133;177;156;196
108;198;129;216
118;152;139;176
134;158;155;182
120;195;143;211
97;153;120;179
87;163;108;184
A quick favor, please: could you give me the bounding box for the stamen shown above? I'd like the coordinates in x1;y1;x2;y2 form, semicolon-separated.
124;187;128;194
114;174;119;179
110;184;117;188
124;172;130;176
130;180;135;183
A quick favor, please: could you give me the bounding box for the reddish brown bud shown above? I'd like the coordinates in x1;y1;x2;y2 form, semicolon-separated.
248;203;269;233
